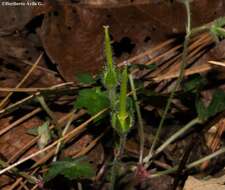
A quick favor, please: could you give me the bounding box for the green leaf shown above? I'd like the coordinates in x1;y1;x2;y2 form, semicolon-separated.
196;90;225;121
76;73;96;85
44;158;95;182
213;17;225;28
74;87;110;116
145;63;158;71
210;17;225;42
207;90;225;118
195;98;208;121
183;75;206;92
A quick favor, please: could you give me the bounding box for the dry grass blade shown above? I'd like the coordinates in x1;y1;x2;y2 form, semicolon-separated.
0;82;74;92
8;110;85;164
0;108;41;137
0;53;43;109
0;82;77;116
209;60;225;67
153;64;212;82
0;108;107;175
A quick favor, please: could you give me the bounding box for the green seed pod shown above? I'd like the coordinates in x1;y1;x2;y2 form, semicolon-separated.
103;26;118;89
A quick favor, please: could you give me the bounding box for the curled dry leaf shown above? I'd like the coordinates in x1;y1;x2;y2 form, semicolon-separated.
40;0;225;81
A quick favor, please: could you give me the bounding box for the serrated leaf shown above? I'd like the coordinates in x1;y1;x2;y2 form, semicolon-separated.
213;17;225;28
76;73;96;85
44;158;95;182
74;87;110;116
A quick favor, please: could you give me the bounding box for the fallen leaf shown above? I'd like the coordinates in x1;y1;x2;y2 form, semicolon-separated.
40;1;225;81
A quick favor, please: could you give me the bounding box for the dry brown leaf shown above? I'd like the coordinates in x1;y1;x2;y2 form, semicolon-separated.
40;0;225;81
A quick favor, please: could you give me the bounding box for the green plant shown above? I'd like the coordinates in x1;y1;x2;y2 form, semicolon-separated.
103;26;118;112
74;87;110;117
102;26;135;189
44;157;94;182
76;73;96;85
210;17;225;42
143;0;225;166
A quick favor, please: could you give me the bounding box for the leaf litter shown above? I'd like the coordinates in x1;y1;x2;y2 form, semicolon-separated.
0;1;225;190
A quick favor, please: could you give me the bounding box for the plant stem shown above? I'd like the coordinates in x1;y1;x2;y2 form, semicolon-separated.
150;146;225;178
187;146;225;168
185;0;191;34
110;135;126;190
109;87;117;111
119;67;128;118
129;74;145;164
36;95;62;135
154;117;201;156
144;0;192;164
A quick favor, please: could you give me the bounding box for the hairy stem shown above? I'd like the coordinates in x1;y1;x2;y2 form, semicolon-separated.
129;74;145;164
36;95;62;136
110;135;126;190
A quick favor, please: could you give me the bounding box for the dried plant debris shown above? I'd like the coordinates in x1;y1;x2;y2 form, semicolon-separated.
1;1;225;190
40;0;225;81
